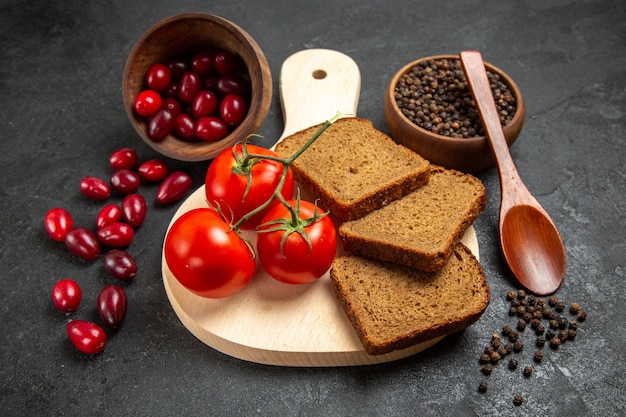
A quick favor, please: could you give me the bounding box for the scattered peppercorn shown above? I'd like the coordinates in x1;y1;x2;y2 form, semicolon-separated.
517;289;526;300
517;319;527;331
508;358;519;370
481;364;493;375
569;320;578;330
490;351;501;363
558;317;569;329
550;337;562;349
568;329;577;340
517;306;527;317
548;296;558;306
558;330;568;342
479;353;491;364
536;335;547;347
569;302;581;314
534;324;546;336
509;331;520;343
546;329;556;341
513;339;524;353
504;343;513;355
497;347;508;358
484;345;495;355
478;381;488;393
523;365;533;378
533;351;544;363
506;291;517;301
513;395;524;406
578;311;587;322
509;306;518;316
502;325;513;337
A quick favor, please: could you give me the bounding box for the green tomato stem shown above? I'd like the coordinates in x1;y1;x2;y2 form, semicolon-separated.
231;112;341;231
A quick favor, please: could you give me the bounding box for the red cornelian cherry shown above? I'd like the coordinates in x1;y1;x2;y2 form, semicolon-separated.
161;97;181;117
145;63;171;92
134;90;162;117
96;222;134;247
110;169;141;194
96;204;122;229
51;279;82;314
217;76;251;97
157;171;192;204
148;109;174;141
44;207;73;242
65;228;101;260
103;250;137;281
191;49;215;76
67;320;106;355
97;285;127;329
174;113;197;142
220;94;248;126
80;176;110;200
109;148;139;170
191;90;218;119
214;50;240;75
121;193;147;228
177;71;202;103
195;116;229;142
138;159;169;182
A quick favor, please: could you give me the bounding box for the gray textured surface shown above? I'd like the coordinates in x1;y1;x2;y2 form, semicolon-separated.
1;0;624;416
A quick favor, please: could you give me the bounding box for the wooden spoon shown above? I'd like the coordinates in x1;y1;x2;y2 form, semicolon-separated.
460;50;566;295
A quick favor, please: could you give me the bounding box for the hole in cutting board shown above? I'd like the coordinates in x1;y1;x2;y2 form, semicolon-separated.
312;69;327;79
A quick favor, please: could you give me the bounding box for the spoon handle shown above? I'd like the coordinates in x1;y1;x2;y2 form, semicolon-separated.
459;51;532;211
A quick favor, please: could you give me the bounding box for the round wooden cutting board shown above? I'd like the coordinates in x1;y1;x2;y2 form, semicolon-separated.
162;49;480;366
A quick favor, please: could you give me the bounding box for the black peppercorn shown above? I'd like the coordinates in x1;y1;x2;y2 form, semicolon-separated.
555;301;566;312
498;347;508;357
506;290;517;301
558;330;568;342
484;345;495;355
558;317;569;329
491;334;502;349
508;358;518;370
535;324;546;336
513;339;524;352
508;306;518;316
549;319;559;329
550;337;561;349
568;329;577;340
513;394;524;406
478;381;488;393
548;296;558;306
517;289;526;299
517;306;527;317
517;319;527;331
533;351;544;363
530;318;541;331
569;320;579;330
502;325;513;337
504;343;513;355
536;335;547;347
481;364;493;375
533;310;544;320
490;351;501;363
578;311;587;322
479;353;490;364
509;331;519;343
546;329;556;341
523;312;533;323
569;302;581;314
527;295;537;306
523;365;533;377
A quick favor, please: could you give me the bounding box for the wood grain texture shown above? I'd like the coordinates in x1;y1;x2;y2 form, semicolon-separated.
161;49;479;366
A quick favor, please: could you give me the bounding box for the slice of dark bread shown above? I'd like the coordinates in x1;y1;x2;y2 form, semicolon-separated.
330;243;490;355
338;166;486;272
274;117;430;222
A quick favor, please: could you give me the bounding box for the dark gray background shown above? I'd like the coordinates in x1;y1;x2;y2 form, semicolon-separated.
1;0;624;415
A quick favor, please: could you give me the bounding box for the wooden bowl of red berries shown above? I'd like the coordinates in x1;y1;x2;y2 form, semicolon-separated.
384;54;525;173
123;12;272;161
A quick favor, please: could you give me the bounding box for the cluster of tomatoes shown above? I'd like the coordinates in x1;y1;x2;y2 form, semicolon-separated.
44;147;193;354
134;48;251;143
164;141;338;299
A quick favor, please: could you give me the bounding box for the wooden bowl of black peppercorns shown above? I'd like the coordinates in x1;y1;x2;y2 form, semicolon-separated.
384;54;525;173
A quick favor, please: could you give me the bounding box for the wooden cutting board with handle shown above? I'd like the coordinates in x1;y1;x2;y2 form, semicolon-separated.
162;49;479;366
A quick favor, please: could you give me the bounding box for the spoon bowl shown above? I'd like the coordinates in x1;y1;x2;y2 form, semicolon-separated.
460;50;566;295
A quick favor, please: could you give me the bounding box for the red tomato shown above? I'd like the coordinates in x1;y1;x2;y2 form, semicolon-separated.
205;144;295;230
66;320;106;355
164;208;256;298
44;207;73;242
257;200;337;284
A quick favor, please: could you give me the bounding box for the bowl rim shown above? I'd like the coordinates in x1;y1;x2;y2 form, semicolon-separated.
122;12;272;161
386;54;524;145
